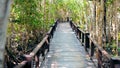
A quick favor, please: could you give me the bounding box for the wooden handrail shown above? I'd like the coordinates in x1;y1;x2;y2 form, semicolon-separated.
90;37;111;59
14;21;58;68
70;20;120;68
29;35;49;57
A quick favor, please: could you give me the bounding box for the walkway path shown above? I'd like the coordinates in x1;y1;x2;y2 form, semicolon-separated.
41;22;96;68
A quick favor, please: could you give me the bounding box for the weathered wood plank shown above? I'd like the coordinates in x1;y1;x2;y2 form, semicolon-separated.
41;22;96;68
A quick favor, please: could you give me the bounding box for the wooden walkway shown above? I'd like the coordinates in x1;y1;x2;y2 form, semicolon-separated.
41;22;96;68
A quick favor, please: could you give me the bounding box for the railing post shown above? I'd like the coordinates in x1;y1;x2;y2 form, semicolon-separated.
76;27;79;37
48;35;50;43
79;30;81;39
85;33;90;51
34;54;39;68
70;20;72;27
90;42;95;59
67;17;69;22
55;21;57;30
82;33;84;44
77;29;79;38
73;24;75;31
23;55;32;68
47;40;50;52
98;50;102;68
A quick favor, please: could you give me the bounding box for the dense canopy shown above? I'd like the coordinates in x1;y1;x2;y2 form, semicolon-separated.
2;0;120;67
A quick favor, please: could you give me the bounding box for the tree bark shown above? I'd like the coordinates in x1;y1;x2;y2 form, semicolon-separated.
93;0;96;40
103;0;107;44
0;0;11;67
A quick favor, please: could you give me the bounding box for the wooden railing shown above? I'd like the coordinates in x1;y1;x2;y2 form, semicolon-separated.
14;21;58;68
70;20;120;68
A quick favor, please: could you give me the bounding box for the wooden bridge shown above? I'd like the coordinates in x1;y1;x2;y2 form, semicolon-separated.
15;20;120;68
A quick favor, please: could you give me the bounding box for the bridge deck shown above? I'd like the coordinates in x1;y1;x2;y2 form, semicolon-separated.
41;22;96;68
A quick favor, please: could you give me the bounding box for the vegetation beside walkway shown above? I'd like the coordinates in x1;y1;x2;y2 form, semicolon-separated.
5;0;120;67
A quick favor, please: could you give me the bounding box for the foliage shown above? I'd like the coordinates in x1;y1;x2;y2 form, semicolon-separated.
6;0;58;65
7;0;92;63
117;47;120;53
5;0;120;66
105;40;117;56
53;0;88;30
106;0;114;6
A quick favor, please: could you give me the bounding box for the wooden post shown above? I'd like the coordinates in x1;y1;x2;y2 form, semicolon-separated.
90;42;95;58
0;0;11;67
98;50;102;68
85;33;90;51
82;33;84;44
79;30;81;39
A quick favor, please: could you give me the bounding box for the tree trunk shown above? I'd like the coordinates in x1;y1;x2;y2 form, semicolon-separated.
102;0;107;46
0;0;11;67
93;0;96;40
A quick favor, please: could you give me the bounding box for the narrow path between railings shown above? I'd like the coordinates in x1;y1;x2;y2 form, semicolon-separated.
41;22;96;68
